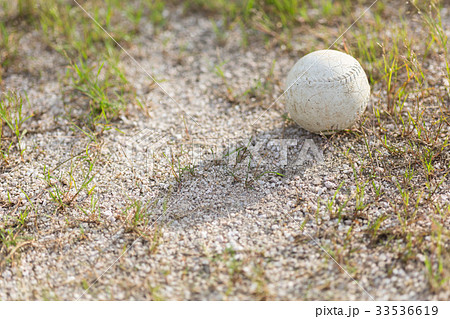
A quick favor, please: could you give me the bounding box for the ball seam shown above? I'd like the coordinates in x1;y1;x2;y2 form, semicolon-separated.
301;63;364;88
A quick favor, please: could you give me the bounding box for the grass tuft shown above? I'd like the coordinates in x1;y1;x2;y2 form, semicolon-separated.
0;91;33;159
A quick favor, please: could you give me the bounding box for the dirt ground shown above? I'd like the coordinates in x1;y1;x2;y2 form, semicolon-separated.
0;1;449;300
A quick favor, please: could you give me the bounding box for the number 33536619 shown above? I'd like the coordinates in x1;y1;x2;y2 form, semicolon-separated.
376;306;438;316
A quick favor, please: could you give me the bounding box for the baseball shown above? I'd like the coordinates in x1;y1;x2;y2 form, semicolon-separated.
285;50;370;133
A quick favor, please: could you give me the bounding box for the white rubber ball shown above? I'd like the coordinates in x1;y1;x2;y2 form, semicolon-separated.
285;50;370;133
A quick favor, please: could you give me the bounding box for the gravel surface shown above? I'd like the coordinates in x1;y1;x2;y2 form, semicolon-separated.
0;4;449;300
